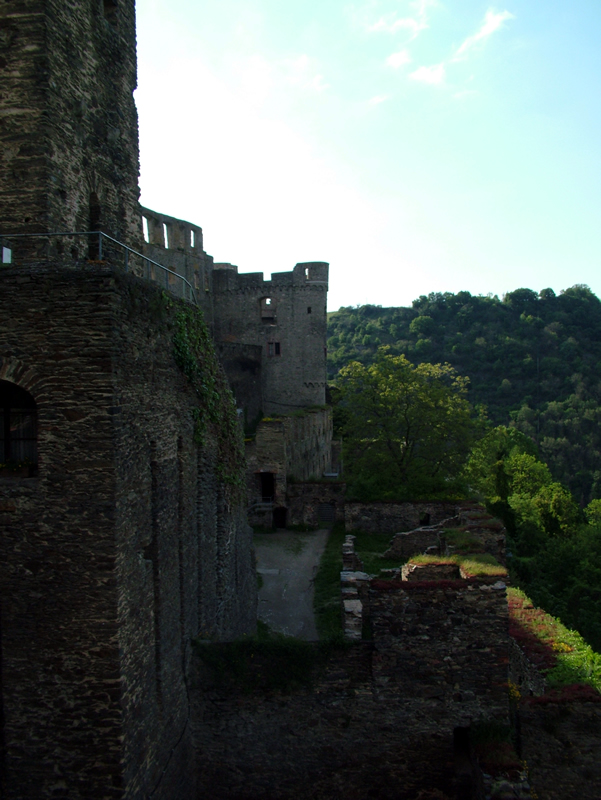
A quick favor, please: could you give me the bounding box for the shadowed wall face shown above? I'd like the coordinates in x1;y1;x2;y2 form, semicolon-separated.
0;265;256;799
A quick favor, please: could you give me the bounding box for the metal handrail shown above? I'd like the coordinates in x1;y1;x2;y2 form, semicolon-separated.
0;230;199;305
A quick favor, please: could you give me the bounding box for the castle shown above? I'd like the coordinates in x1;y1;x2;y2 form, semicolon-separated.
0;0;330;796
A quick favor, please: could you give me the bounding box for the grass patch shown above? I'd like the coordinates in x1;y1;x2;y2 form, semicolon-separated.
408;552;507;578
193;621;345;693
508;587;601;695
313;522;347;640
350;530;404;574
443;528;485;553
313;525;404;639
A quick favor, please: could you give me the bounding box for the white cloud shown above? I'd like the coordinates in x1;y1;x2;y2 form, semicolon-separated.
387;49;412;69
453;8;515;61
368;94;390;105
453;89;478;100
281;55;330;91
368;0;437;40
410;63;445;85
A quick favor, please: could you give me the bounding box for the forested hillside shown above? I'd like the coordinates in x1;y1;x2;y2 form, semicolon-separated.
327;285;601;505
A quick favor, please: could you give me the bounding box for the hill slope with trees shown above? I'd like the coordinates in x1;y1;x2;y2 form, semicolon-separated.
327;285;601;505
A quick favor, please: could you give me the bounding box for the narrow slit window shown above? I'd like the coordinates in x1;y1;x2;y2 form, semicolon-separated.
163;223;169;249
190;230;195;248
307;306;312;314
103;0;118;25
142;216;150;243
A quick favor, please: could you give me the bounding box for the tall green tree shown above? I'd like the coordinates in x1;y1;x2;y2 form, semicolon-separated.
337;351;480;501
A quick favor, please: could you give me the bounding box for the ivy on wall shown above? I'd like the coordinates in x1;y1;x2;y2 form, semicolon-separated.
172;304;245;496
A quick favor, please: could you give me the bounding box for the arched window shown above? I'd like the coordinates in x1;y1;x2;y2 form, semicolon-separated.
0;380;37;474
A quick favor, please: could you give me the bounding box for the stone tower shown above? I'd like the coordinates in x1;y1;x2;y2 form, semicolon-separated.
0;0;141;252
212;261;329;415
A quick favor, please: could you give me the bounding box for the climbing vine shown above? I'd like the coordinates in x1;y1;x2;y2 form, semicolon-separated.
173;305;245;497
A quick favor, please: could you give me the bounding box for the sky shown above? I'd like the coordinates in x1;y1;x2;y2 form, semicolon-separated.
135;1;601;311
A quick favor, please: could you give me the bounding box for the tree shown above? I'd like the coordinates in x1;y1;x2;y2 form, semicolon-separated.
337;351;480;501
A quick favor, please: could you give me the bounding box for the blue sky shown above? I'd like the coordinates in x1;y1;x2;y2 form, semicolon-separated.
135;1;601;310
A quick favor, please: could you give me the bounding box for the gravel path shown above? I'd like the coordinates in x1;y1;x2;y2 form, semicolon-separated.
254;529;329;640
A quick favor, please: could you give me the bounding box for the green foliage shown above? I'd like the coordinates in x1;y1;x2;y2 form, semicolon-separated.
463;425;601;651
337;350;481;501
172;305;245;495
585;499;601;525
328;285;601;504
508;588;601;693
464;426;581;551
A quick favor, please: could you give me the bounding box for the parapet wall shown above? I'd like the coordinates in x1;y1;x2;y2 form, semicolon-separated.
140;206;215;322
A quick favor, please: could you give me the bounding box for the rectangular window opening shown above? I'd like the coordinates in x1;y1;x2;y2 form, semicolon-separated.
2;247;12;264
142;217;150;244
268;342;281;356
103;0;118;24
163;223;169;249
307;306;312;314
190;230;195;248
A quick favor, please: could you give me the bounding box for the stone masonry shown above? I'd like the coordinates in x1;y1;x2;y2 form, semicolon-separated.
0;264;256;798
0;0;141;253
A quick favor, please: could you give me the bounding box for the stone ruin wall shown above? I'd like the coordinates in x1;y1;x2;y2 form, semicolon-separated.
286;480;346;528
246;408;333;518
345;500;460;534
0;0;141;252
0;263;256;798
190;547;511;799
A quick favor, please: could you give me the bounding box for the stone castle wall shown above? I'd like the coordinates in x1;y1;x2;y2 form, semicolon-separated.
0;263;256;799
0;0;141;251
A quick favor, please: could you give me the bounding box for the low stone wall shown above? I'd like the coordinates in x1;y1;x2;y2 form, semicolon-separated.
384;526;442;559
369;577;509;717
401;561;461;581
509;637;547;697
191;569;511;799
287;481;346;527
345;501;459;534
